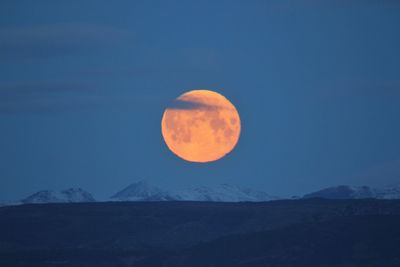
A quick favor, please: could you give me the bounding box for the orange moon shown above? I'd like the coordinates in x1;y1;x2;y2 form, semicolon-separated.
161;90;241;163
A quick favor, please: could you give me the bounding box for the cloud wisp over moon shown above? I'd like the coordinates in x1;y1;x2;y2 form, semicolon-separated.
167;99;218;110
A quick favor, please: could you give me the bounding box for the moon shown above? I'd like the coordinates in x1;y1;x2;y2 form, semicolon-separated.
161;90;241;163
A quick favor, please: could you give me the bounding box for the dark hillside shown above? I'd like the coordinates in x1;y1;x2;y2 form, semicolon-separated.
1;199;400;266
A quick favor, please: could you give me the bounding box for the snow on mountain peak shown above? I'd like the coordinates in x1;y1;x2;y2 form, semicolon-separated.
303;184;400;199
172;183;278;202
22;188;95;204
6;182;400;206
111;180;174;201
375;183;400;199
111;180;279;202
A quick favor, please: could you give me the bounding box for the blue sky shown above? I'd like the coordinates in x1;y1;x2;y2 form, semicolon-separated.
1;0;400;200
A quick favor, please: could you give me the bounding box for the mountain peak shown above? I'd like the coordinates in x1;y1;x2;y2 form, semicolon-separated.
111;180;174;201
22;188;95;204
303;184;400;199
111;182;279;202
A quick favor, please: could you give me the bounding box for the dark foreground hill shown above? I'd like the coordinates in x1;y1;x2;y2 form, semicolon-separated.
1;199;400;266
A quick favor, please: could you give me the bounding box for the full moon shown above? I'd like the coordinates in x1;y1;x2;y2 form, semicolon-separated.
161;90;241;163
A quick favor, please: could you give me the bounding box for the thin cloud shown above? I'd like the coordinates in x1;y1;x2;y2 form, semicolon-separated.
0;23;133;60
167;99;216;110
0;82;159;114
320;80;400;99
0;82;103;113
272;0;400;9
0;81;92;93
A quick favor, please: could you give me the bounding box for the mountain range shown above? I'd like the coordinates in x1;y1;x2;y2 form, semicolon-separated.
111;180;279;202
3;181;400;206
22;188;96;204
304;184;400;199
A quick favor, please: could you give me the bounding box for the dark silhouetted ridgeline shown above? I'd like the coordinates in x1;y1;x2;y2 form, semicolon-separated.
1;199;400;266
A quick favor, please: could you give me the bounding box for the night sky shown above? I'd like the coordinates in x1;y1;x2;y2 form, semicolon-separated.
1;1;400;201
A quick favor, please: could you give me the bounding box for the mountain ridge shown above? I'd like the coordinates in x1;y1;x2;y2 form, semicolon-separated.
304;184;400;199
110;180;279;202
1;199;400;266
4;181;400;206
22;188;95;204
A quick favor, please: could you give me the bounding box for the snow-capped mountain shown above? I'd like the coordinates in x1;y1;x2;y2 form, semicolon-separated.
111;181;279;202
5;182;400;206
172;184;278;202
22;188;96;204
303;184;400;199
374;184;400;199
111;181;175;201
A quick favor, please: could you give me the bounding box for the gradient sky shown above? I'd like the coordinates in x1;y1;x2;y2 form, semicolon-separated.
1;0;400;201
